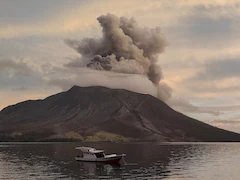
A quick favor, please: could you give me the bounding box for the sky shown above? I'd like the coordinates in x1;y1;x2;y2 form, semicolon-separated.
0;0;240;133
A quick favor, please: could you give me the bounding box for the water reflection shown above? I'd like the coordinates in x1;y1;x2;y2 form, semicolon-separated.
0;142;240;179
76;162;122;179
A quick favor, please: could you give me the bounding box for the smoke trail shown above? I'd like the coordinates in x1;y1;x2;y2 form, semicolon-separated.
65;13;172;101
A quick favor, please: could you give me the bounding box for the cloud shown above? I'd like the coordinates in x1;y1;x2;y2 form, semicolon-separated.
48;68;161;98
0;58;34;77
185;16;235;41
163;2;240;50
211;119;240;124
168;98;221;116
1;0;239;38
0;1;95;38
0;57;52;95
210;118;240;133
207;105;240;112
11;86;27;91
64;13;172;101
190;57;240;81
47;78;75;91
182;56;240;96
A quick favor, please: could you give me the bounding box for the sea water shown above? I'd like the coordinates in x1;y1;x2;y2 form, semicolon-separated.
0;142;239;179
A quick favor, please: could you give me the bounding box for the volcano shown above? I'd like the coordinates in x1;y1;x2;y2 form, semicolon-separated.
0;86;240;142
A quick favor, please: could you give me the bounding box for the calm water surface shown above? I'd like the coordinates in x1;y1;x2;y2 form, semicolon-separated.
0;142;239;179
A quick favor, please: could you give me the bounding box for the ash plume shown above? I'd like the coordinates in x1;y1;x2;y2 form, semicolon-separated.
65;13;172;101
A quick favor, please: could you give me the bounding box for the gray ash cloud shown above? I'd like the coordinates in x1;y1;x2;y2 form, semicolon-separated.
64;13;171;101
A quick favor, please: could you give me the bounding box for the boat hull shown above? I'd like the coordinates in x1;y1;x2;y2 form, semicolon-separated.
75;155;124;164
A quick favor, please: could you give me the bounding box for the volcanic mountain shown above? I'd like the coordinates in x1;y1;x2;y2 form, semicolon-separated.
0;86;240;142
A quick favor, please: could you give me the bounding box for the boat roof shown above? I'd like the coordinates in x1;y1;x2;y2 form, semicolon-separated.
75;146;104;153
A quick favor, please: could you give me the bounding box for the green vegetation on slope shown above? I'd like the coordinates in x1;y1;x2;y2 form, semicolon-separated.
85;131;130;142
0;131;130;142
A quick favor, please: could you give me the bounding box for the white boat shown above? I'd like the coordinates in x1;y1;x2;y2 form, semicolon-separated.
75;146;126;164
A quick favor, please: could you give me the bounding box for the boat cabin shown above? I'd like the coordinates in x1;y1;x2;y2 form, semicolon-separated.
75;146;106;159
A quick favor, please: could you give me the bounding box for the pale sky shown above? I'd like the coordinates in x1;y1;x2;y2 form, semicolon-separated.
0;0;240;133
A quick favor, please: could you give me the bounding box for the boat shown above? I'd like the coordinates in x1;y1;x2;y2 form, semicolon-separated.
75;146;126;164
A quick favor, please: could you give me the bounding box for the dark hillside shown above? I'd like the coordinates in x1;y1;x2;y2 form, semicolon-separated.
0;86;240;142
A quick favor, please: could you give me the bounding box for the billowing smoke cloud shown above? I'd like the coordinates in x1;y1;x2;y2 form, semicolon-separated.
64;13;172;101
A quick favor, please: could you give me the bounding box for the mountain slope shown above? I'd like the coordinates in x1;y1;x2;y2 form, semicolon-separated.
0;86;240;142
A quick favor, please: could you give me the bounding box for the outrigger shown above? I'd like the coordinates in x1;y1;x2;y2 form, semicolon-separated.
75;146;126;164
